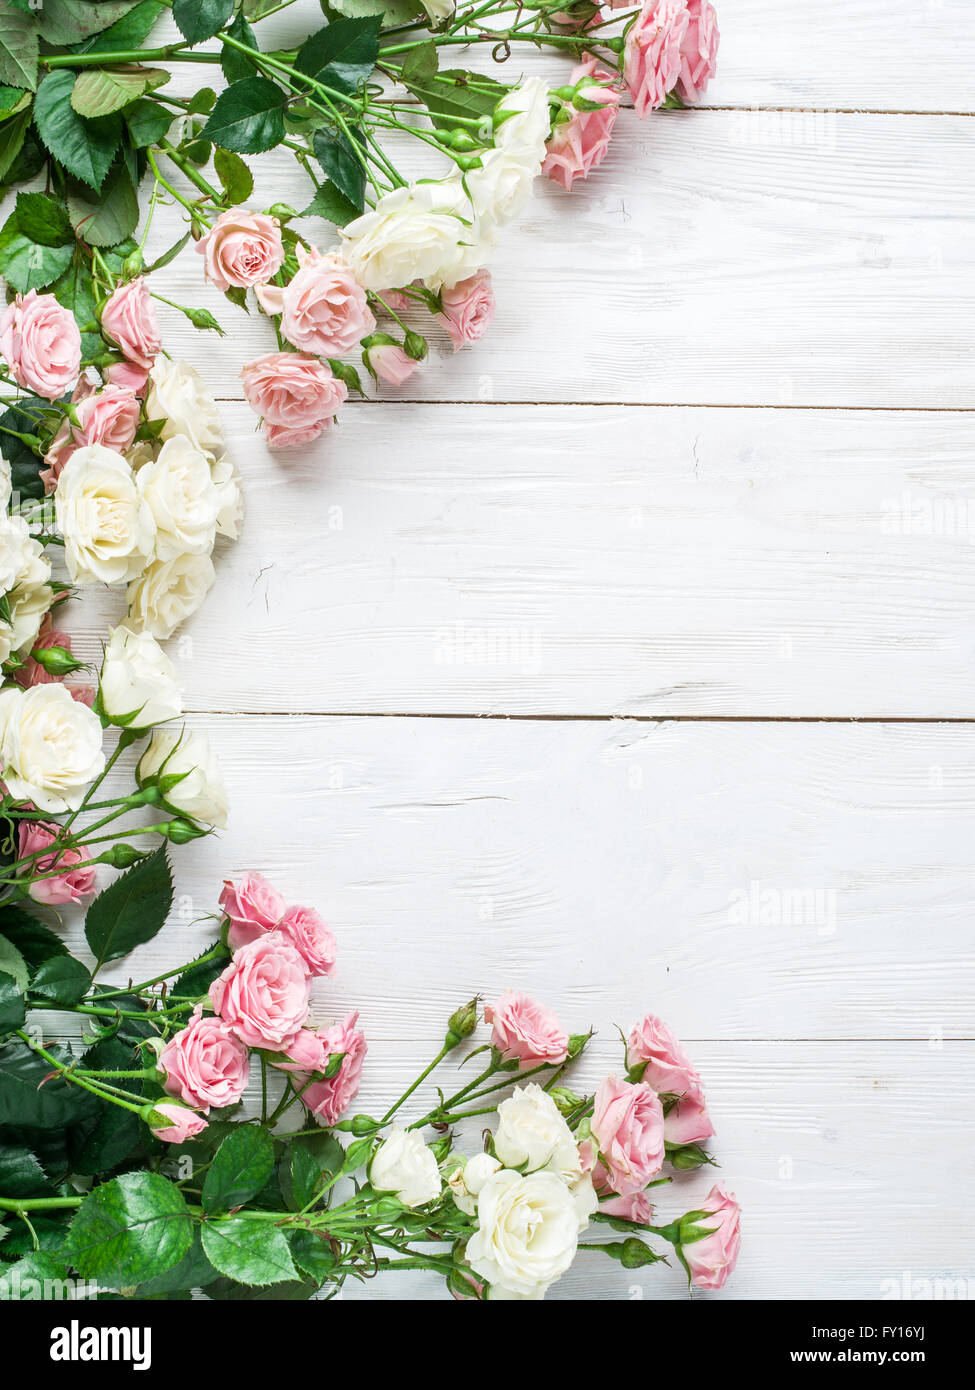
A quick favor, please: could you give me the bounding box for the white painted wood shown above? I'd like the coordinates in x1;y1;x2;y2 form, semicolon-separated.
46;715;970;1043
141;112;975;408
63;403;975;717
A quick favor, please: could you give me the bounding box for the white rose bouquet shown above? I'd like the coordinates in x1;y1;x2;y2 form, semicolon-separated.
0;871;742;1301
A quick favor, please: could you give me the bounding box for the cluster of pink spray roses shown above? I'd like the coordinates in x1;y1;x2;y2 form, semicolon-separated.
459;990;740;1293
150;872;366;1142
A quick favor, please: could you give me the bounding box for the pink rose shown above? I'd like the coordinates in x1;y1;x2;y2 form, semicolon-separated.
100;278;161;370
664;1093;715;1146
485;991;569;1068
278;904;337;979
241;352;347;438
543;62;622;192
0;291;81;400
678;0;719;103
299;1011;367;1126
196;207;284;291
364;341;419;387
599;1190;655;1225
623;0;688;117
159;1007;251;1112
626;1013;704;1100
219;872;286;952
105;360;149;394
256;246;374;356
264;420;331;450
17;821;96;906
683;1182;741;1289
271;1027;329;1074
149;1102;208;1144
42;384;141;493
209;935;311;1050
437;270;495;349
591;1075;665;1195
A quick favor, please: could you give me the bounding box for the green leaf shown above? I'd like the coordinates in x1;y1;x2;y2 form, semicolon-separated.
0;214;74;293
67;158;140;246
280;1141;326;1212
220;13;259;85
201;1217;298;1286
71;1099;142;1176
202;76;285;155
70;66;165;120
30;956;90;1007
0;109;29;185
312;127;365;212
0;910;67;974
296;18;381;96
214;146;253;204
35;1;142;45
0;1214;69;1260
33;71;121;191
0;8;38;93
288;1227;337;1283
0;122;45;193
0;935;28;992
173;0;234;45
0;1143;51;1197
405;67;507;132
400;39;438;85
299;179;359;228
0;977;26;1032
328;0;421;21
203;1126;275;1214
124;96;174;148
80;1;165;55
14;191;72;248
84;847;172;973
63;1172;193;1286
137;1231;219;1296
0;1040;100;1130
0;1251;72;1296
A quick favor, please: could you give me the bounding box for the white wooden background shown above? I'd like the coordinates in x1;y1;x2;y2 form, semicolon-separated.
16;0;975;1299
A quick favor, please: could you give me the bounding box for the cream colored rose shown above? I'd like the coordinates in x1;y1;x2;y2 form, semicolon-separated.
146;358;226;459
464;1151;502;1194
464;148;537;236
55;444;155;586
0;456;11;510
0;515;53;661
210;455;244;540
0;683;105;812
99;625;182;728
494;1083;579;1173
446;1160;476;1216
137;728;228;828
370;1126;441;1208
422;0;455;19
341;181;480;291
126;552;215;640
467;1168;579;1299
494;77;552;164
137;434;220;561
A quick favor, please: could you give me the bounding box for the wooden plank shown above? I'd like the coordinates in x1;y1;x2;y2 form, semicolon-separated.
49;715;975;1042
142;113;975;407
65;404;975;717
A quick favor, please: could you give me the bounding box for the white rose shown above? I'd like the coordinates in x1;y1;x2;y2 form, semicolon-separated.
370;1126;442;1208
137;728;228;828
126;552;215;640
210;455;244;540
99;625;182;728
494;1083;579;1173
464;148;537;236
467;1168;579;1298
0;455;11;510
341;181;475;291
0;516;53;661
0;684;105;813
544;1142;599;1231
446;1160;476;1216
55;444;155;586
422;0;454;19
137;434;220;561
0;580;55;664
464;1151;502;1194
494;77;553;165
146;358;226;459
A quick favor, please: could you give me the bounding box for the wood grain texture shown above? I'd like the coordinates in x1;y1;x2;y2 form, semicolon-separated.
63;403;975;716
52;715;972;1044
144;112;975;408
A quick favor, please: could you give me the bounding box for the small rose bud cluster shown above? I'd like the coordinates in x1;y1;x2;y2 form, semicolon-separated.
150;874;365;1143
